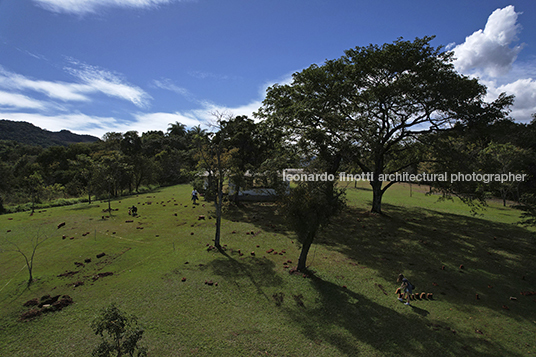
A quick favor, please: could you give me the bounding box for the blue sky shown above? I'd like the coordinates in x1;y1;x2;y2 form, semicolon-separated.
0;0;535;138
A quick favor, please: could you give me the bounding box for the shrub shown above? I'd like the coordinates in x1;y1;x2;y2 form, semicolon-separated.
91;303;148;357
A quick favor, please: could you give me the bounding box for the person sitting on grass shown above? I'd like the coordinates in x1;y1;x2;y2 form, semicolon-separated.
397;273;413;306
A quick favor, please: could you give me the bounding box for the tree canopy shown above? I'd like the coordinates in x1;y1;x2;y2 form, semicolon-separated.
256;36;513;213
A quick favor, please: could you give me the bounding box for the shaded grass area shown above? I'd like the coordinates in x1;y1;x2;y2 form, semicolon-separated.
0;183;535;356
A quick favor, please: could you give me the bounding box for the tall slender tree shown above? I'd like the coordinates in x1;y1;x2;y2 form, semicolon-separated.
194;112;230;249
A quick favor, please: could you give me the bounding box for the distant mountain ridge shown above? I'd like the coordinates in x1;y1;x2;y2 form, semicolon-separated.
0;119;100;147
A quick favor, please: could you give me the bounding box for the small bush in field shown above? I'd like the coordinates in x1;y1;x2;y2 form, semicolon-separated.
91;303;148;357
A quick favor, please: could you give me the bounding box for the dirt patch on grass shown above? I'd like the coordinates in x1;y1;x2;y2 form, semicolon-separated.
92;272;114;281
20;294;74;321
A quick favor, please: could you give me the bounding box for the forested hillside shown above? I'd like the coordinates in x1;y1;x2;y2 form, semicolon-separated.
0;119;99;147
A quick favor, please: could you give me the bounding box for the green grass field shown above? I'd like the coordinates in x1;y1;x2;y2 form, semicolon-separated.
1;183;535;356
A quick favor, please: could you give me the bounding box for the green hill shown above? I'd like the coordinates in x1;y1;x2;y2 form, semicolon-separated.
0;119;99;147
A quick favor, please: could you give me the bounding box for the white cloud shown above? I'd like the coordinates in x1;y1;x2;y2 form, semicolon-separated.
197;100;263;123
65;62;151;108
33;0;184;14
0;91;47;110
0;63;151;108
0;110;203;138
0;66;291;138
151;74;292;125
452;5;523;77
483;78;536;122
188;71;241;81
450;6;536;122
0;112;122;137
152;79;192;99
0;66;91;102
132;112;202;132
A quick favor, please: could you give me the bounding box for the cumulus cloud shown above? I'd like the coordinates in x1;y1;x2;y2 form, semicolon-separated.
450;6;536;122
452;5;523;77
483;77;536;121
33;0;184;15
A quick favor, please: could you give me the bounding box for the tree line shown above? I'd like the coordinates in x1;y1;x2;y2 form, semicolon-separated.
0;115;281;214
0;123;201;212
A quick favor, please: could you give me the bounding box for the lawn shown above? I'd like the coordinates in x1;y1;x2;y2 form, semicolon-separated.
0;183;535;356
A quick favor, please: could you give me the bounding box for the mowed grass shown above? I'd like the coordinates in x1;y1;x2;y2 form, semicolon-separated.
0;183;535;356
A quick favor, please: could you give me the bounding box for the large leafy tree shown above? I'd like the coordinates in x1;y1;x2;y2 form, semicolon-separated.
257;36;512;214
71;154;95;204
422;105;519;209
121;131;154;193
220;116;264;201
480;142;529;206
91;151;131;202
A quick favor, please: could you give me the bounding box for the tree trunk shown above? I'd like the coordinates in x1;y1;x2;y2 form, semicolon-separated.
297;232;315;271
108;190;113;217
214;193;222;249
214;175;223;249
370;179;383;214
232;180;240;203
27;264;33;285
23;254;33;286
235;184;240;203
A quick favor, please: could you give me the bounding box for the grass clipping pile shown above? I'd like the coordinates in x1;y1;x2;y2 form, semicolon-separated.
20;294;74;321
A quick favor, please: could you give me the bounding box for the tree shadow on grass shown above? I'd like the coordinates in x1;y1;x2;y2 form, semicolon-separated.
316;203;536;324
222;202;290;235
201;250;284;302
284;273;523;356
223;200;535;355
